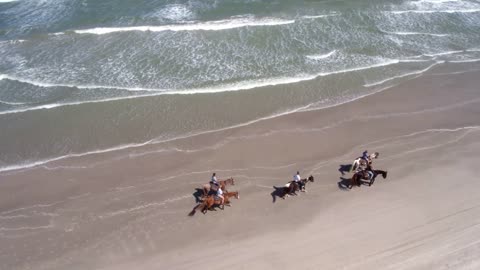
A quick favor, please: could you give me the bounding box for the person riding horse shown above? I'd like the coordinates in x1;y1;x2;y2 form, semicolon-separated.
293;171;303;191
350;164;387;188
216;185;225;206
351;151;379;173
209;172;219;194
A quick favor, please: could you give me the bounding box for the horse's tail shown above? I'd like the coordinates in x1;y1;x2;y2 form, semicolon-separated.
188;202;205;216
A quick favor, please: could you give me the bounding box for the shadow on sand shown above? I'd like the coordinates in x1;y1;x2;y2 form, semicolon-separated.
338;176;370;190
271;186;295;203
338;164;353;176
192;188;204;203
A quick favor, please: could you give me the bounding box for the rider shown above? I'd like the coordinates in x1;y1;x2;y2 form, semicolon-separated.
211;172;218;185
362;150;369;162
209;172;219;193
293;171;304;191
216;184;225;206
357;150;370;171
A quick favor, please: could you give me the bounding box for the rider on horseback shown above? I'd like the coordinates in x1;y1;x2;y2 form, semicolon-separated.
294;171;305;192
211;172;218;185
361;150;370;163
216;185;225;206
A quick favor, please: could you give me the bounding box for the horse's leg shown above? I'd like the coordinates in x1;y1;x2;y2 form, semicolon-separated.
350;160;357;173
349;175;356;189
292;183;298;195
199;201;208;214
219;198;224;210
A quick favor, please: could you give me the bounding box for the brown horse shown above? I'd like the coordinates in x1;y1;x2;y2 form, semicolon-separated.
349;168;387;189
202;178;235;198
189;191;240;216
281;175;315;199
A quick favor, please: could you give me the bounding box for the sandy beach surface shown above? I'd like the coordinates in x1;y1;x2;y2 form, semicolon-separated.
1;64;480;270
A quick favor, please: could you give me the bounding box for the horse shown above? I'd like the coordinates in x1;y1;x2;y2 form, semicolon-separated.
350;152;379;173
280;175;314;199
349;168;387;189
202;177;235;198
189;191;240;216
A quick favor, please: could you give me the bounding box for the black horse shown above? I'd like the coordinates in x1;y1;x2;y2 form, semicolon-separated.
272;175;315;200
349;168;387;189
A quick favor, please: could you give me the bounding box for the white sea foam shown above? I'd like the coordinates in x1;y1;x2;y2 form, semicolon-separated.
382;30;448;37
66;17;295;35
153;4;193;21
363;62;441;87
306;50;337;60
388;9;480;14
0;100;28;105
423;50;463;57
415;0;458;3
449;58;480;63
0;59;405;116
0;74;166;92
0;93;163;115
0;0;19;2
400;59;432;63
0;39;26;44
302;13;338;19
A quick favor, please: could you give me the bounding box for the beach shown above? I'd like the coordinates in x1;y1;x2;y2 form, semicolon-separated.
2;0;480;269
1;64;480;269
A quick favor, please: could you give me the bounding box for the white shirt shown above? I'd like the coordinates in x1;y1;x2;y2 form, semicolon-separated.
294;174;301;182
211;176;218;183
217;188;223;196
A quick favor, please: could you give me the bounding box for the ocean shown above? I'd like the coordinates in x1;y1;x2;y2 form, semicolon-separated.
1;0;479;172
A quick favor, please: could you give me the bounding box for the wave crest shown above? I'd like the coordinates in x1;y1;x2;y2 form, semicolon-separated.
64;17;295;35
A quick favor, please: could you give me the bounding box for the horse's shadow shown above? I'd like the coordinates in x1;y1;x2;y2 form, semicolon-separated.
271;186;287;203
192;188;204;203
338;164;352;176
338;176;370;190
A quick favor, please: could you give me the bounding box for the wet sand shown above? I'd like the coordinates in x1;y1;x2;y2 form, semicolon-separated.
1;64;480;270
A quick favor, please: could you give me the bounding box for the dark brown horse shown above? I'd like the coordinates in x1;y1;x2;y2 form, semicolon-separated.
349;168;387;189
280;175;315;199
202;178;235;198
189;191;240;216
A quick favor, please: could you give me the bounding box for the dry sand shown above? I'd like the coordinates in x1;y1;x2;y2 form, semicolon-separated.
1;64;480;270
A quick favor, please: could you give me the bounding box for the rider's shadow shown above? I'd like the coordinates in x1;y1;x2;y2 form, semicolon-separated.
338;177;351;190
338;164;352;176
192;188;204;203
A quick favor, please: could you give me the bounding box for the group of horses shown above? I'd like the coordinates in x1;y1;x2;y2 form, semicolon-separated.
189;152;387;216
345;152;388;189
188;178;239;216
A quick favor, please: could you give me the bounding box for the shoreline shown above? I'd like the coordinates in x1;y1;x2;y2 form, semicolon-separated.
2;61;479;174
